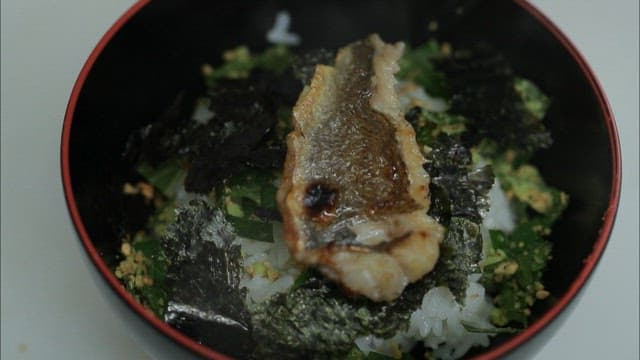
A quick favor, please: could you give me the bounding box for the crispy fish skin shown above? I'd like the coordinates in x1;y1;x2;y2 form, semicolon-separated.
278;34;444;302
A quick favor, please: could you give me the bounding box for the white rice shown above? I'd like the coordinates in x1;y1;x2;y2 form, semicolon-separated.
354;275;494;360
266;11;301;46
397;81;449;113
239;222;300;304
174;185;206;206
191;97;214;125
483;178;516;233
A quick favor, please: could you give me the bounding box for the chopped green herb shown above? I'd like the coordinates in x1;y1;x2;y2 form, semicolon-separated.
253;45;294;73
415;111;469;146
472;140;568;222
260;184;278;210
205;45;293;87
226;169;278;208
470;138;564;328
275;106;293;141
514;77;551;120
422;111;468;127
151;202;176;236
228;182;263;205
227;215;274;243
221;169;280;242
137;285;168;318
461;321;520;334
398;40;449;97
116;231;170;317
137;159;185;198
290;268;314;292
346;347;414;360
437;47;553;156
482;225;553;326
132;236;168;283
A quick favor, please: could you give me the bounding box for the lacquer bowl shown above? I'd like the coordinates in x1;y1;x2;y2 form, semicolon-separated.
61;1;621;358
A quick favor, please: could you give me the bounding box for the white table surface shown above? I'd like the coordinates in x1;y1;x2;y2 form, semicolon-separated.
1;0;638;359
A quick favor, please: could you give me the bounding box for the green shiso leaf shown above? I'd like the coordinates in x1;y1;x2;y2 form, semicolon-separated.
222;169;280;242
226;169;278;208
481;225;553;326
137;285;168;318
260;183;278;210
226;215;274;243
472;139;566;328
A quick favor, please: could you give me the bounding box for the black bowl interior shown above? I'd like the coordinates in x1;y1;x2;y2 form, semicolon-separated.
68;0;614;357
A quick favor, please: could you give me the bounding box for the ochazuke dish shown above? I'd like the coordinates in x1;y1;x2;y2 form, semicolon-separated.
115;28;568;359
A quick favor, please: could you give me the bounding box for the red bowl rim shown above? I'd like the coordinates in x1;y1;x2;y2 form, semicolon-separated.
60;0;622;359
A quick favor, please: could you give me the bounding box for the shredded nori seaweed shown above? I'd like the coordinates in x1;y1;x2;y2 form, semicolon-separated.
435;45;552;155
250;274;431;359
185;68;301;193
183;76;282;193
292;48;335;85
162;199;255;358
425;135;494;225
122;89;201;167
418;134;493;301
428;217;483;300
126;65;302;195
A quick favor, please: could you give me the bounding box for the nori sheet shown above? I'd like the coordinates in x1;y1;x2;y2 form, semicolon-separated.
161;199;255;358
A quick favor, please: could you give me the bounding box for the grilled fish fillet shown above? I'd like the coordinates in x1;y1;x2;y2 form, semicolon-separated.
277;34;444;302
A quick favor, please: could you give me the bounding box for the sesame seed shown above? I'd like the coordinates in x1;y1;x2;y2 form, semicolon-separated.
536;290;550;299
121;242;132;256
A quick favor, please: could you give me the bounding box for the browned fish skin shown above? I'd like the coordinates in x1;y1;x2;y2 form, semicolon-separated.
303;41;417;223
278;34;444;302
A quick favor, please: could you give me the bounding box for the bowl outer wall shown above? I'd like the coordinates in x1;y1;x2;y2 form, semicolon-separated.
61;0;621;359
